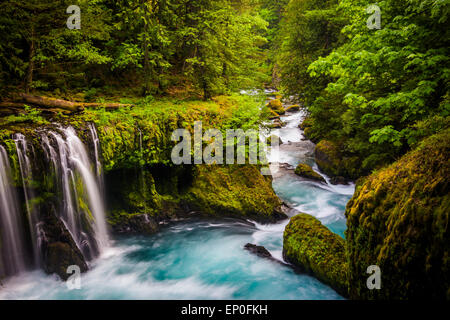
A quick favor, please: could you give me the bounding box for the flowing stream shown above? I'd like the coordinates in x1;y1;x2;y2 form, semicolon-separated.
0;103;353;299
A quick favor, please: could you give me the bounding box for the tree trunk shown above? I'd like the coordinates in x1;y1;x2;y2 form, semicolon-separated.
25;25;35;93
142;1;151;96
7;93;133;112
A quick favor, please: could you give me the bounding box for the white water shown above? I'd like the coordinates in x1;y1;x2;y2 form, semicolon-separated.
41;126;109;258
0;146;27;276
13;134;41;266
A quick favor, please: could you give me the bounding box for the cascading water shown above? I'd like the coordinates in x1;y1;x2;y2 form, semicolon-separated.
41;125;109;260
0;146;28;276
88;123;103;182
13;134;41;267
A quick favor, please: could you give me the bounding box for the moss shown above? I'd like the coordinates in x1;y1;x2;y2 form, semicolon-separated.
183;164;286;223
267;99;285;115
270;119;284;128
345;129;450;299
314;140;344;178
299;116;314;130
294;163;326;183
268;109;280;120
283;213;348;297
266;134;282;146
286;105;300;112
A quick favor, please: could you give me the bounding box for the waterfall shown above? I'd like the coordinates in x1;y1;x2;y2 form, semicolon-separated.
41;126;109;259
0;146;27;276
13;134;41;267
88;123;102;179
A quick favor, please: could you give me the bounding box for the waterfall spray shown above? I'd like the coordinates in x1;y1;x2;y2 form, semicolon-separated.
41;126;109;260
0;146;28;276
13;134;41;267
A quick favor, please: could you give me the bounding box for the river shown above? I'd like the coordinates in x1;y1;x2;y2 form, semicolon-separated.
0;99;353;300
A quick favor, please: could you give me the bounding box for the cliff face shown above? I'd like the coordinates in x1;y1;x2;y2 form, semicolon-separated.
345;130;449;299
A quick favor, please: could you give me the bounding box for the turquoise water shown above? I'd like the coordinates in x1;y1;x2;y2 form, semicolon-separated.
0;219;343;299
0;108;353;300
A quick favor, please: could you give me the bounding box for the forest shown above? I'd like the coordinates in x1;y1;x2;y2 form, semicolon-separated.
1;0;448;175
0;0;448;301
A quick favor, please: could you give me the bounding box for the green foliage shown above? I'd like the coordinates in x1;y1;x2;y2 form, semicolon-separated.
276;0;346;99
0;0;270;97
276;0;450;176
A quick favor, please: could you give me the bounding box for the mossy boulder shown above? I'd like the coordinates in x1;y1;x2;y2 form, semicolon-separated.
286;105;300;112
283;213;348;297
345;130;450;299
266;134;282;146
268;109;280;120
294;163;326;183
299;116;314;130
270;119;284;128
267;99;285;115
185;164;286;223
314;140;343;177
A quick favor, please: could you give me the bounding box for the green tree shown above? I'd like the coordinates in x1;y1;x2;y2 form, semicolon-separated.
307;0;450;174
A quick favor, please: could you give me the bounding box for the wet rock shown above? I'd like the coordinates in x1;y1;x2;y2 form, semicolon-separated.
294;163;326;183
329;176;348;185
111;213;159;235
268;109;280;120
270;119;284;128
244;243;273;259
39;203;88;280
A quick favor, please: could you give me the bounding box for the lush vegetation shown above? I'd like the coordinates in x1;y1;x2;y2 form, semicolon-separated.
0;0;270;100
273;0;449;177
345;129;449;299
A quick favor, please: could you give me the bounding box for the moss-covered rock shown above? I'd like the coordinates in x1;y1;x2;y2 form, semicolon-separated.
184;165;286;223
267;99;285;115
266;134;282;146
268;109;280;120
283;213;348;296
345;130;450;300
314;140;343;177
109;212;159;235
299;116;314;130
286;105;300;112
294;163;326;183
270;119;284;128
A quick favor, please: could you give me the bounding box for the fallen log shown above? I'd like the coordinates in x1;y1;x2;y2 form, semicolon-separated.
0;93;134;116
0;105;74;116
18;93;84;112
16;93;132;111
